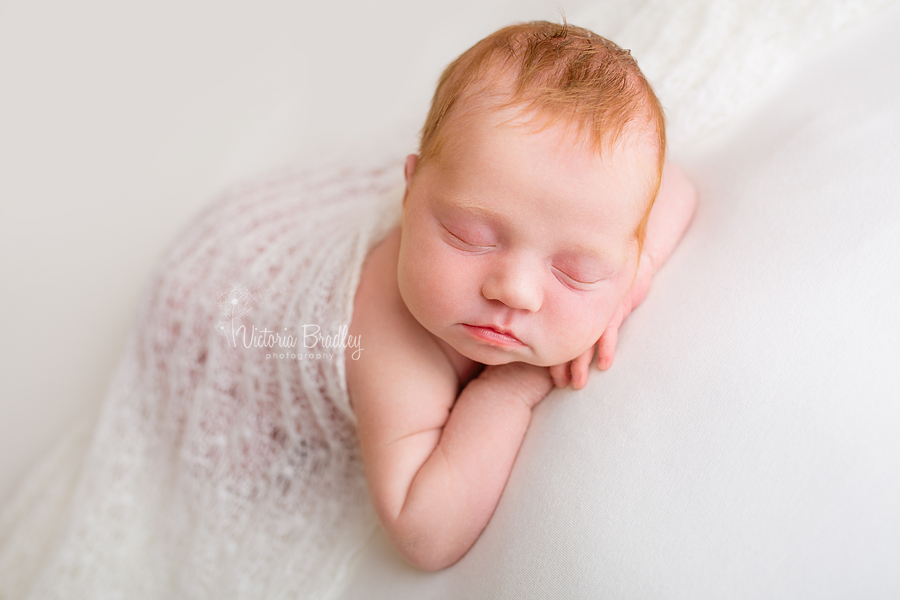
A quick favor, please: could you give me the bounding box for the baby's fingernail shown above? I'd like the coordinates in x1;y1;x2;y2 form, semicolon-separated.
599;358;610;370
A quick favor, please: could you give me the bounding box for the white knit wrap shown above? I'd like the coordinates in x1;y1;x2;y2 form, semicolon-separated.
1;150;406;598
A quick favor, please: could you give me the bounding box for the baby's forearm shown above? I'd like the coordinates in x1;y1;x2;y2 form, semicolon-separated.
643;162;699;272
387;363;552;571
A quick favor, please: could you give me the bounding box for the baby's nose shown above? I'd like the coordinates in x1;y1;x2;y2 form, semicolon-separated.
481;254;543;312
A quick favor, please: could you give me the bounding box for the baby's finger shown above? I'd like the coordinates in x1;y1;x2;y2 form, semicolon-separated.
549;363;570;388
597;304;627;370
570;346;595;389
597;326;618;370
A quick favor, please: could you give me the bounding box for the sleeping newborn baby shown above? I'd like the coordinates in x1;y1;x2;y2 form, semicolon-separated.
347;21;698;570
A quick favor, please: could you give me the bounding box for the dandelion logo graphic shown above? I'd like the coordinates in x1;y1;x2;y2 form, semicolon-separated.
215;284;259;346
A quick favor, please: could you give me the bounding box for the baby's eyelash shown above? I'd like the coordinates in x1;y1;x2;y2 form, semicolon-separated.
552;266;603;288
444;227;493;249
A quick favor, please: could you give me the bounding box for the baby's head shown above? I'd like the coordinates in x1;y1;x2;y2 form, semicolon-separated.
397;21;666;367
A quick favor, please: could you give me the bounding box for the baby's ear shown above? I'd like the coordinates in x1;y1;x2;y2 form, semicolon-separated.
403;154;419;207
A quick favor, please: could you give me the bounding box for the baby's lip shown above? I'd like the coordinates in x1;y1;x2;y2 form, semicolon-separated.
462;323;526;347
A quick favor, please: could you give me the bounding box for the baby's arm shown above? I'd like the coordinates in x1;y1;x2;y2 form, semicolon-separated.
551;161;699;387
347;228;554;571
635;162;700;284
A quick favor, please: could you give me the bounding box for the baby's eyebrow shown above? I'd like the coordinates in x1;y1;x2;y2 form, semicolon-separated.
439;195;503;221
561;242;627;268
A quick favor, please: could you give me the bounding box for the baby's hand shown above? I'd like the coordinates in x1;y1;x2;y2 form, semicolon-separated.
549;254;654;389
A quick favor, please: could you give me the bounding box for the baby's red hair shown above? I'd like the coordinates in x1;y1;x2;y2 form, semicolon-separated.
418;20;666;250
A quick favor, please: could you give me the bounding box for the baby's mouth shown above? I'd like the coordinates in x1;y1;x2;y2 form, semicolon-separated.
461;323;526;347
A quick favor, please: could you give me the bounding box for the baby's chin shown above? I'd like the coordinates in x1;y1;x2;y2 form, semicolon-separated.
454;342;580;369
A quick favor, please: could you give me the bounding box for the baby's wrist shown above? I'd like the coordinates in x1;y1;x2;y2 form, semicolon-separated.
478;363;553;409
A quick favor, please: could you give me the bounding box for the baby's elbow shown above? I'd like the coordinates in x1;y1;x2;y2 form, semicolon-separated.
371;478;474;571
397;538;464;572
676;165;700;214
385;517;467;572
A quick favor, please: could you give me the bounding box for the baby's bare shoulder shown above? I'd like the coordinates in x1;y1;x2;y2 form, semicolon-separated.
346;226;458;429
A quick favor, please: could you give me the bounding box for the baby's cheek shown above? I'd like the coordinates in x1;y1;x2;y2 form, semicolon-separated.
405;238;470;319
543;293;601;356
583;296;619;339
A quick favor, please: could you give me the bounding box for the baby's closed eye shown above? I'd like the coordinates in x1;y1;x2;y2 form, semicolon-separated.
442;224;495;251
551;258;613;289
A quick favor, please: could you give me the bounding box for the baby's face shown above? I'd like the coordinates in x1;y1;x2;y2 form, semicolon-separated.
397;111;656;367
